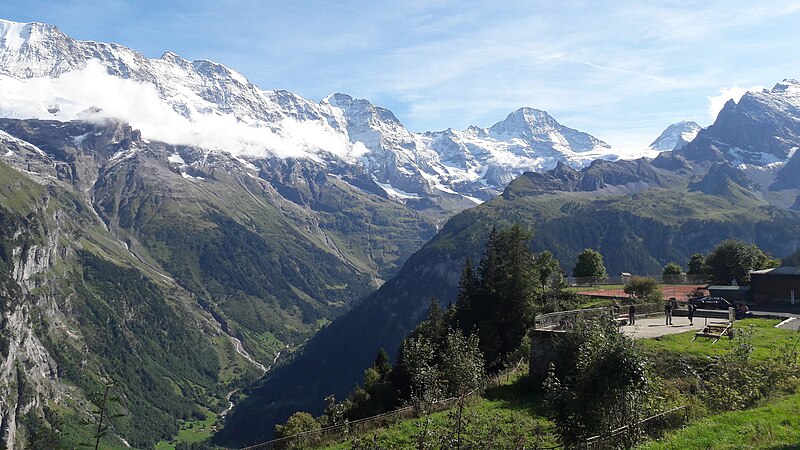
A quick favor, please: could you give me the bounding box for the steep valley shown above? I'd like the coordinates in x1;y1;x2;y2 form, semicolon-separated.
0;118;436;447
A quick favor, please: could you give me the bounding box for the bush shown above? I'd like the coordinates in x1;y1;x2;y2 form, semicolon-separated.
274;411;321;439
624;277;663;302
544;319;650;446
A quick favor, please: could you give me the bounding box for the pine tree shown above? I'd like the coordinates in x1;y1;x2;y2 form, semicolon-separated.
493;224;536;368
373;348;392;380
454;257;478;333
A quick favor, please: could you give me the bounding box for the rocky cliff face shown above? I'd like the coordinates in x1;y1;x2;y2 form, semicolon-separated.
679;80;800;165
0;203;63;449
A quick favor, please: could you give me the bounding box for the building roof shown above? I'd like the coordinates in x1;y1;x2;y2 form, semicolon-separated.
750;267;800;276
708;285;751;291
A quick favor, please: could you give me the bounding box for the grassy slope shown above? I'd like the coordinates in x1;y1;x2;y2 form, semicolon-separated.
639;393;800;450
639;319;800;449
318;368;557;450
308;319;799;450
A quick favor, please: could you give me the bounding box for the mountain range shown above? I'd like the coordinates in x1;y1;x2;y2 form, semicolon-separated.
220;80;800;446
1;17;799;449
0;18;652;211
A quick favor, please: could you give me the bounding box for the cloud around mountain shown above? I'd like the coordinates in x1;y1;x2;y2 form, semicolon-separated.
0;60;369;161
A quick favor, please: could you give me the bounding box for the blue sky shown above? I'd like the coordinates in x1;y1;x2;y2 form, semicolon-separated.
2;0;799;150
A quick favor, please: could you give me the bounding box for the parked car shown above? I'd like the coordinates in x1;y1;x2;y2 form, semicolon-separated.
688;296;733;310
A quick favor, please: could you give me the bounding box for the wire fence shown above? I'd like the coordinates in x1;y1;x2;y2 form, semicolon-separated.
241;360;526;450
568;274;708;286
584;405;689;449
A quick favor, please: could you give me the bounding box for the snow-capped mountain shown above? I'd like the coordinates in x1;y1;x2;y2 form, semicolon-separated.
0;18;623;209
649;120;701;151
677;80;800;167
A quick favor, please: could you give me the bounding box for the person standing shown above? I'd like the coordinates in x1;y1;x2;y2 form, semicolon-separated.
628;303;636;326
664;301;673;325
687;303;695;325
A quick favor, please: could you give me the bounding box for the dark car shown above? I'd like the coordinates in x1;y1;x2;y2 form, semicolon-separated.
689;296;733;310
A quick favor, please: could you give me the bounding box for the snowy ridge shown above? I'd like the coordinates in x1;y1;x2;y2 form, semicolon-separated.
0;18;644;207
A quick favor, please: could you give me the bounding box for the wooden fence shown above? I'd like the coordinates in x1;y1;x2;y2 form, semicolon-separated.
584;405;689;449
241;360;525;450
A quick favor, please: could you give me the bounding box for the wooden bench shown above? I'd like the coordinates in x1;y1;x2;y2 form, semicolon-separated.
692;322;734;344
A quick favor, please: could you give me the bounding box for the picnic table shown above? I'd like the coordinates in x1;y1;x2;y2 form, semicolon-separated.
692;321;734;344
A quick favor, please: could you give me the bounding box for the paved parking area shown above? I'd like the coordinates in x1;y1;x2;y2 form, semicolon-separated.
621;316;724;339
621;313;800;338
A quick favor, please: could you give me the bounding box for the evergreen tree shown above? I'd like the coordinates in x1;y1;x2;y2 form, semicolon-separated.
373;348;392;380
454;258;479;333
475;226;502;320
415;298;447;349
492;224;536;368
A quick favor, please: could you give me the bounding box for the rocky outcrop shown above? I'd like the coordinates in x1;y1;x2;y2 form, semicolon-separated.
689;163;757;199
0;207;65;450
503;158;674;197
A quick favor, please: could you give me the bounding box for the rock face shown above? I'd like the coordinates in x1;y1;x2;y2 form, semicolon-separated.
771;148;800;190
678;80;800;165
0;207;63;450
688;163;757;199
0;19;631;212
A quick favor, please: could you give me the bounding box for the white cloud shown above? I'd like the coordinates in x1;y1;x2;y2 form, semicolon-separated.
707;85;767;121
0;60;367;161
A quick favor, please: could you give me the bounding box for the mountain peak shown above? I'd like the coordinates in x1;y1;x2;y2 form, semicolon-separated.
773;79;800;94
486;106;611;157
0;19;64;52
488;107;558;137
649;120;701;151
160;50;183;60
322;92;354;107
